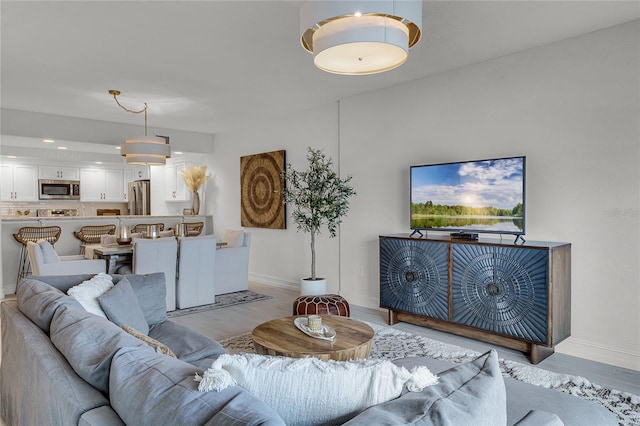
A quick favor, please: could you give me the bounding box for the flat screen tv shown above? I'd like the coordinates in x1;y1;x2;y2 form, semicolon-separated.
410;156;526;237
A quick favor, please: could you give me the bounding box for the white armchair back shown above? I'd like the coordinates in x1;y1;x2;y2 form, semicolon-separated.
176;234;217;309
131;237;178;311
215;230;251;295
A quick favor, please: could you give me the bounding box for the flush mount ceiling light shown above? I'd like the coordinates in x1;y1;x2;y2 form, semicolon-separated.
300;0;422;75
109;90;171;165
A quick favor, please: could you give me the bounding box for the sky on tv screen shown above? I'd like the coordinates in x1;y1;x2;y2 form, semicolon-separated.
412;158;524;209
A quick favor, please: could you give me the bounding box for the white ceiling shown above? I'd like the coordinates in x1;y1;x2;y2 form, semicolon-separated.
1;1;638;136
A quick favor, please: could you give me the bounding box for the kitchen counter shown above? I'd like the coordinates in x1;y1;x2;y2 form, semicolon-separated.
1;214;211;221
2;214;213;295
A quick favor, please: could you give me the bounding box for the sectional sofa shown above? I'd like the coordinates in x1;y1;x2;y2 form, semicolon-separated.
0;273;617;425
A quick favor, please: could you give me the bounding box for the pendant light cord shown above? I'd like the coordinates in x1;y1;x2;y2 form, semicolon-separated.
109;90;149;136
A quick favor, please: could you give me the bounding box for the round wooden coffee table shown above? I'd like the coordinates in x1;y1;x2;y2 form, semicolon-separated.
252;315;375;361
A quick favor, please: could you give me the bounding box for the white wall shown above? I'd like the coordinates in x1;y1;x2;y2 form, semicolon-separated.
209;103;342;291
211;21;639;370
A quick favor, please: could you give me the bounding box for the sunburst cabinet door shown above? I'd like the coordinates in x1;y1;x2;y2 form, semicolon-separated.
379;237;449;320
451;243;549;344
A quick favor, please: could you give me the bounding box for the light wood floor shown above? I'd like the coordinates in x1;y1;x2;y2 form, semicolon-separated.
170;282;640;396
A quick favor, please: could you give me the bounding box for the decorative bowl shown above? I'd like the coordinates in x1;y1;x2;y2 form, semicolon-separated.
116;238;132;246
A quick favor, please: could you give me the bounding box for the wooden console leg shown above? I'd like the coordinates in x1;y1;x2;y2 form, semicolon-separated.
529;344;555;364
388;310;399;325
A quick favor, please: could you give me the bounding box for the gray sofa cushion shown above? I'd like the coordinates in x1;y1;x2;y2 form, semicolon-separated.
21;274;98;293
98;278;149;335
109;346;286;426
344;350;506;425
113;273;167;325
390;356;618;426
49;301;151;395
514;410;564;426
16;278;76;334
0;300;114;426
149;320;226;363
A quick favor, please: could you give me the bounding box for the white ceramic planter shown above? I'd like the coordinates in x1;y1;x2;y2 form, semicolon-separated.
300;278;327;296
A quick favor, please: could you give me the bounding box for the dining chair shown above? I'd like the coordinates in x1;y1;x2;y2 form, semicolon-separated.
125;237;178;311
176;234;216;309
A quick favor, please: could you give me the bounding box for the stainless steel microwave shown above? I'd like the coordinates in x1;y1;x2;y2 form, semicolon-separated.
38;179;81;200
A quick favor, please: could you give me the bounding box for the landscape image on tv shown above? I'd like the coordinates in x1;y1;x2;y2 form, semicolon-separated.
411;156;525;234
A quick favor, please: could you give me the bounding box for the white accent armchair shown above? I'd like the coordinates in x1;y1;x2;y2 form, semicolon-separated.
27;240;106;276
176;234;217;309
214;230;251;295
129;237;178;311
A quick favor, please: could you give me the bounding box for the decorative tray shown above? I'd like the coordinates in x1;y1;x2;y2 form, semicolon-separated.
294;317;336;341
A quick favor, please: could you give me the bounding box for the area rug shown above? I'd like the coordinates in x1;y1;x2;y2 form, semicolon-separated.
167;290;272;318
220;322;639;426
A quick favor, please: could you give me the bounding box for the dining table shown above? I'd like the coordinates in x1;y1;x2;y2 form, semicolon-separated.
83;243;133;274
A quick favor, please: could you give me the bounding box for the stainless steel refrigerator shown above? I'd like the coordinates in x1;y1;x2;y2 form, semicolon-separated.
128;179;151;215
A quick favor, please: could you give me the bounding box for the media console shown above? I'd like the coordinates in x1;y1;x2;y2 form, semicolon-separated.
379;234;571;364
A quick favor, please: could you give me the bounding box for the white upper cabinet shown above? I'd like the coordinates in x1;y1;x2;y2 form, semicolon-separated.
80;168;125;202
164;162;189;201
39;165;79;180
1;164;38;201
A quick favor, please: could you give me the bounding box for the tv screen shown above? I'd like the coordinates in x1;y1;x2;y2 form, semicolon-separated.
410;156;526;235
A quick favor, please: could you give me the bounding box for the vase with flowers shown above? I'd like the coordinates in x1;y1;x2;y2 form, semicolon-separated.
180;165;208;215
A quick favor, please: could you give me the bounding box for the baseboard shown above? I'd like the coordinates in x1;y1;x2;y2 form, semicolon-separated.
557;337;640;371
3;283;17;297
249;272;298;292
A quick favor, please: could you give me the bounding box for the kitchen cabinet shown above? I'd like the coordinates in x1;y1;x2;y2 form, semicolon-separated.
131;166;149;180
39;166;79;180
164;162;189;201
1;164;38;201
80;168;125;202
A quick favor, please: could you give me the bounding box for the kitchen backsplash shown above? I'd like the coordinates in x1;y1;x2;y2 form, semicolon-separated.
1;201;128;218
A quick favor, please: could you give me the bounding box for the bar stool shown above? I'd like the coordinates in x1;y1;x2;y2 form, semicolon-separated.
13;226;62;284
131;223;165;235
73;224;116;254
183;222;204;237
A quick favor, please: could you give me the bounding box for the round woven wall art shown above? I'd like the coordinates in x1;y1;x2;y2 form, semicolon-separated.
240;150;286;229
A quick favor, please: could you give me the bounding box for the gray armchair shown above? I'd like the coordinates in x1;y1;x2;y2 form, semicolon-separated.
26;240;106;276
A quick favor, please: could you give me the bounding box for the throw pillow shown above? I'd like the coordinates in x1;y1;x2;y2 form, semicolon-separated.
223;229;244;248
67;273;114;318
121;325;176;358
196;353;438;426
113;272;167;326
98;278;149;335
37;239;60;263
342;349;506;426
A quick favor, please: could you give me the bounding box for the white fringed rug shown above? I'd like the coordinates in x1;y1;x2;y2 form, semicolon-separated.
220;322;639;425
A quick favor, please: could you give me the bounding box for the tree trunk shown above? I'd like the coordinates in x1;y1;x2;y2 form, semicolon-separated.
310;231;316;280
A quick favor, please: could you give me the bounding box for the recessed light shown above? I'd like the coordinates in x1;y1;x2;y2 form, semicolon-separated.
115;146;121;150
174;151;183;155
95;161;103;164
8;155;17;159
57;146;68;150
42;139;55;143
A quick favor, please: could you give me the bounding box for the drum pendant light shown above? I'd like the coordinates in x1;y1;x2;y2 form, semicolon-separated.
109;90;171;165
300;1;422;75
